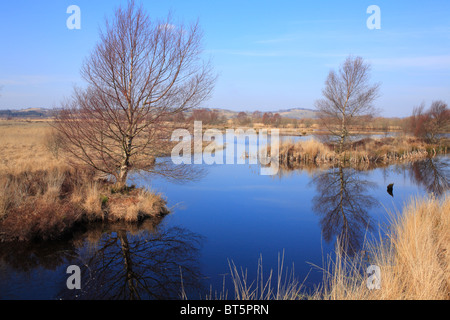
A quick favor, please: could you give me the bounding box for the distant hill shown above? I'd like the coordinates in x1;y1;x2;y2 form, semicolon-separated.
0;108;53;119
276;108;318;119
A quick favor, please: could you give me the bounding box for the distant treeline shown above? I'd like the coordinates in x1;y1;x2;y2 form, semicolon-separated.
165;108;409;131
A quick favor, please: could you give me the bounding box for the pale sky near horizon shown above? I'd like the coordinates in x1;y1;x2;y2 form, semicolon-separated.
0;0;449;117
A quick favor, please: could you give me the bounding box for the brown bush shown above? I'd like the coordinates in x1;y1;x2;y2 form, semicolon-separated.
0;199;83;242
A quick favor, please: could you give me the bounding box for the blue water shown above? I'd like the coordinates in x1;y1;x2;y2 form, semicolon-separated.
0;135;448;299
134;155;446;296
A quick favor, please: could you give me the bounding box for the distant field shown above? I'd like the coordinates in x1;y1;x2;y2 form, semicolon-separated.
277;108;318;119
0;120;59;174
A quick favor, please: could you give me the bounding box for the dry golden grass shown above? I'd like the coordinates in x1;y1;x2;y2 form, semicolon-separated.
0;120;65;175
277;138;334;164
80;182;104;218
311;195;450;300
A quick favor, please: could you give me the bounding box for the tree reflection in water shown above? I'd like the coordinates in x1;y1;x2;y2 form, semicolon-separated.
0;221;204;300
309;165;378;255
66;223;204;300
409;157;449;196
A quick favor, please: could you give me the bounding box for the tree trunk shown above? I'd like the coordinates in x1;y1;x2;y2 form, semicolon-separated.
339;133;345;155
117;135;133;189
338;119;347;165
118;231;139;300
117;163;129;189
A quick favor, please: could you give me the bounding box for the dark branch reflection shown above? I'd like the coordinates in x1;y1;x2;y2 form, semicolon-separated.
409;157;449;196
0;221;204;300
309;166;378;255
60;223;204;300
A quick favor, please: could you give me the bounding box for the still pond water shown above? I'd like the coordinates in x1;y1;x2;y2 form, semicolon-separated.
0;135;448;299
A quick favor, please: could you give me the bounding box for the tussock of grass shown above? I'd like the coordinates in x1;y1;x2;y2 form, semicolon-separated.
80;182;104;218
107;188;169;223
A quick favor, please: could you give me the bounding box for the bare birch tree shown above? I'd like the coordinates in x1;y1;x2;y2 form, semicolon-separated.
315;56;380;156
53;1;215;189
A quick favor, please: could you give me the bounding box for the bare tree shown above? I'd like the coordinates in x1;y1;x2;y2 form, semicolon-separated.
53;1;215;189
408;100;449;143
315;56;381;157
424;100;449;143
188;108;220;125
235;111;250;126
408;102;426;137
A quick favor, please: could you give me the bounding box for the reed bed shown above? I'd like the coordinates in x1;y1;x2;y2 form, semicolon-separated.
274;136;448;168
183;251;306;300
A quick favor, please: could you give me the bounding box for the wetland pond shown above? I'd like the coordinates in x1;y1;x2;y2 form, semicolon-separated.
0;135;448;299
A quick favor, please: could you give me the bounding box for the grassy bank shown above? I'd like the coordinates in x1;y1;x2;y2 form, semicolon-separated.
275;135;448;168
0;120;169;242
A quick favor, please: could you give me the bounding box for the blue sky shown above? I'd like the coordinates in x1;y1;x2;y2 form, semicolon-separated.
0;0;449;117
